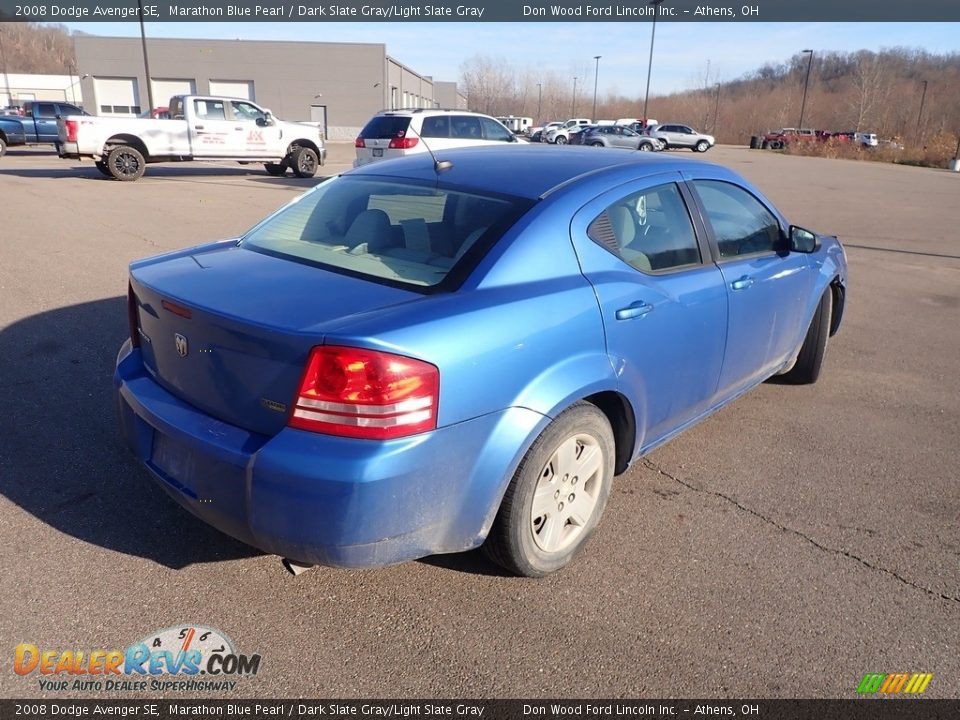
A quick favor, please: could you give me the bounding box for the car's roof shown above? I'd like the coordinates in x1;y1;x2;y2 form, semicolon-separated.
348;145;716;200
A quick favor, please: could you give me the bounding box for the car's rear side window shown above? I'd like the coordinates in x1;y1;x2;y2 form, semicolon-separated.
360;115;412;139
242;176;531;290
420;116;450;138
587;183;701;273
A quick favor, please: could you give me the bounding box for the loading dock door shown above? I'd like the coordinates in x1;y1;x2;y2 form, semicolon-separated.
209;80;254;100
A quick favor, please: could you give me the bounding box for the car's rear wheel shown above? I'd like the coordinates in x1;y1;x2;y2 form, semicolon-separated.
781;290;832;384
483;402;614;577
106;145;146;181
264;162;287;176
94;160;111;177
554;135;567;145
0;136;7;157
290;146;319;178
695;140;710;152
770;140;783;150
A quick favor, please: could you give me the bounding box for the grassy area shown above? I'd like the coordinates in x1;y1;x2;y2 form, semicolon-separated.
783;130;960;168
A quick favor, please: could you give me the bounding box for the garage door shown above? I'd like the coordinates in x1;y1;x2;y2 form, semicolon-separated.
208;80;254;100
151;79;197;109
93;77;140;116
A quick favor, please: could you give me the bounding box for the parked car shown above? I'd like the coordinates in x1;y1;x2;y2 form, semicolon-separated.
567;124;598;146
545;118;593;144
115;146;847;577
580;125;661;151
531;121;563;143
648;123;716;152
354;109;522;167
762;128;827;149
0;100;87;156
58;94;325;180
138;107;171;119
854;131;879;148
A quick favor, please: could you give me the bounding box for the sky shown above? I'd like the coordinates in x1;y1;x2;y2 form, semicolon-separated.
60;22;960;97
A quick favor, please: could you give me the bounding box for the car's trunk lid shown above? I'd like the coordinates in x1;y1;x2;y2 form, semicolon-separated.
130;243;421;436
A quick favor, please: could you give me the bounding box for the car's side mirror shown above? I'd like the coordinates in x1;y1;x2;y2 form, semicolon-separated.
789;225;819;253
256;113;275;127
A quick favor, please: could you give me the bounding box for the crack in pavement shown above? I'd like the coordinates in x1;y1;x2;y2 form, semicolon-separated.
642;458;960;606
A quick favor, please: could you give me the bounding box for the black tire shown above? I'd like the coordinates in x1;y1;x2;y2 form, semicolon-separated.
781;290;832;385
0;136;6;157
290;146;319;178
770;140;783;150
105;145;146;181
483;401;615;577
264;162;287;177
94;160;111;177
638;142;653;152
554;135;567;145
590;141;604;148
695;140;710;152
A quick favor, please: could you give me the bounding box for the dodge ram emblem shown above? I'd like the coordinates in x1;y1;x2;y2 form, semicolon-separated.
174;333;188;358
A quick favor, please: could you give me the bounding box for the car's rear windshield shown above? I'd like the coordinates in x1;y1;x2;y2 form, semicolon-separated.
241;176;532;291
359;115;412;139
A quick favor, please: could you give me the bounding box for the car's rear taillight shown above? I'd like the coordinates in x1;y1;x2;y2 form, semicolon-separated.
354;135;364;148
127;283;140;348
388;135;419;150
64;120;79;143
289;346;439;440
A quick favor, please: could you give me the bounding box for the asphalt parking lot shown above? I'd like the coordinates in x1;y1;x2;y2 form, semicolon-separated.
0;143;957;699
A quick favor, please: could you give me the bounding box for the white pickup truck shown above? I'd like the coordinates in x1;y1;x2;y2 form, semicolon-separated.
57;94;326;181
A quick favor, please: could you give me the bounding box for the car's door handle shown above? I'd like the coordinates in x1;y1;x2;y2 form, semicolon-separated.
730;275;754;290
194;125;205;131
235;126;243;131
615;301;654;320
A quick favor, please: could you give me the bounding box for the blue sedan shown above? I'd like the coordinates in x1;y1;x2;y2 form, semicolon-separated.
115;146;847;577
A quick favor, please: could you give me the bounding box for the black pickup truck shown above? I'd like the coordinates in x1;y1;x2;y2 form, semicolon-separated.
0;100;88;156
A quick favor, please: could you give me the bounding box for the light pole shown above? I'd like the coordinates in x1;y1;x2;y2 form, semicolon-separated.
798;49;814;129
137;0;155;113
643;0;665;123
571;77;578;117
536;82;542;125
592;55;601;120
713;83;720;133
916;80;928;140
0;29;11;109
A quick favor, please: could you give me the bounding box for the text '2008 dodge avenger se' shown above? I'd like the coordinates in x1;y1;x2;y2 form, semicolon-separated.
115;146;847;577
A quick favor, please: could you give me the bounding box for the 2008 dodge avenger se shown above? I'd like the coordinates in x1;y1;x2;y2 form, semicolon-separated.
115;146;847;577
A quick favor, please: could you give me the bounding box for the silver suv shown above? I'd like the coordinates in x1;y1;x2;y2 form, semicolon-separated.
648;123;715;152
354;109;522;167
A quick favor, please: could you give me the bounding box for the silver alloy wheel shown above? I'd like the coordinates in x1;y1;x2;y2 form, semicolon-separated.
530;433;604;553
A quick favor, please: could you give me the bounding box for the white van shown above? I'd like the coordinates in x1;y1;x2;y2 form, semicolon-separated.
496;116;533;134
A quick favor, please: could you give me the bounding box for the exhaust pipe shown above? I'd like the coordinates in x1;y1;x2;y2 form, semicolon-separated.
282;558;314;576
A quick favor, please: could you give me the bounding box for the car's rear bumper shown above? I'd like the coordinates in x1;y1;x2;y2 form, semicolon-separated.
114;341;545;568
58;141;79;158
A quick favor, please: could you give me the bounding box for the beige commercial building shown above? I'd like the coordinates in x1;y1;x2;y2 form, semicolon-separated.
73;36;463;140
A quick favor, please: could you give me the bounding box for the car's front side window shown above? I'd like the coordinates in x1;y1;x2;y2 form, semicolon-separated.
231;101;265;123
451;116;482;139
480;117;513;142
693;180;782;258
586;183;702;273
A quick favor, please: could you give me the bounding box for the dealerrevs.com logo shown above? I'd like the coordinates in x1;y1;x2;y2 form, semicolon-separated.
14;624;261;693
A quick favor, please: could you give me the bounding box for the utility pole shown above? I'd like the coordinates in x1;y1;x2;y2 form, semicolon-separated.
713;83;721;134
592;56;601;120
571;76;577;117
916;80;928;141
798;49;814;129
137;0;155;112
643;0;665;122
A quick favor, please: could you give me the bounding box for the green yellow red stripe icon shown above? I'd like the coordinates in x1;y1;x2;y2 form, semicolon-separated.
857;673;933;694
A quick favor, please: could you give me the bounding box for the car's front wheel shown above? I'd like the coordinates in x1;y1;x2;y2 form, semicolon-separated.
0;136;7;157
591;141;604;148
780;290;832;384
554;135;567;145
483;402;614;577
638;142;653;152
289;146;319;178
695;140;711;152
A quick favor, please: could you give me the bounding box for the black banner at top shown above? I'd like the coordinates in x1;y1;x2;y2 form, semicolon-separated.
1;0;960;21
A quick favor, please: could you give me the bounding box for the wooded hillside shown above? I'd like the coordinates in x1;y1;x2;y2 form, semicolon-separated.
0;22;76;74
460;49;960;146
